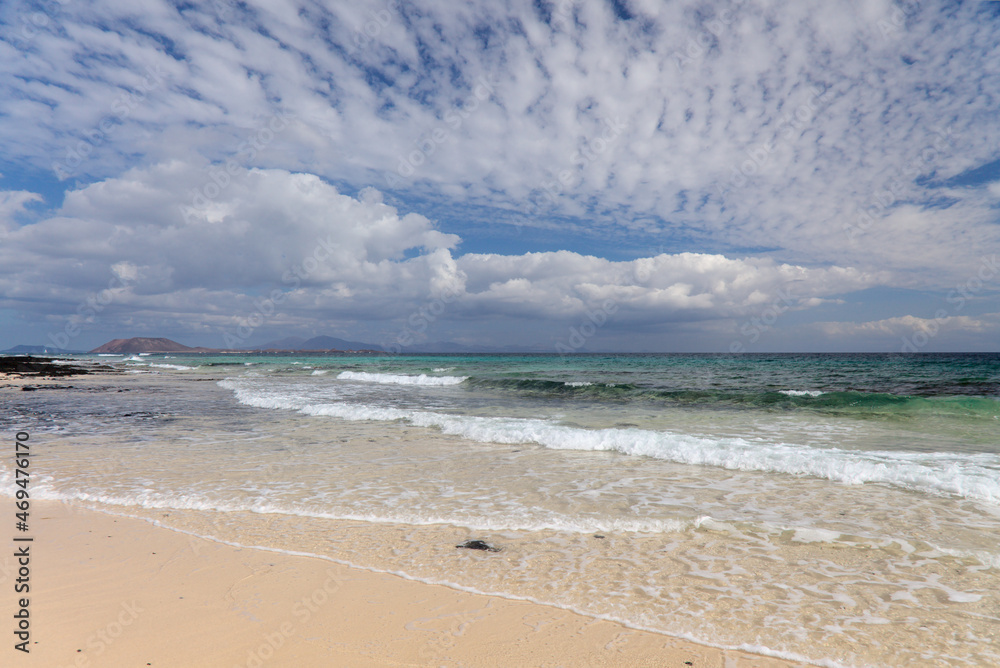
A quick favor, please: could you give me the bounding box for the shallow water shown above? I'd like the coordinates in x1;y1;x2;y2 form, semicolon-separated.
2;353;998;666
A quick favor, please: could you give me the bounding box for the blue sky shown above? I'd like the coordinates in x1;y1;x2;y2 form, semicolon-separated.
1;0;999;352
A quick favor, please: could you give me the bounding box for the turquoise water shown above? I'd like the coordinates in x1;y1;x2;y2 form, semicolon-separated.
147;351;1000;451
159;351;1000;418
3;352;999;666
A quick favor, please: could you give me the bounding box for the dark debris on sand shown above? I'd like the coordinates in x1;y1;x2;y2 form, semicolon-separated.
455;540;502;552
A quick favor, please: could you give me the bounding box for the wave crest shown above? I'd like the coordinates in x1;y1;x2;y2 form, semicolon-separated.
336;371;468;386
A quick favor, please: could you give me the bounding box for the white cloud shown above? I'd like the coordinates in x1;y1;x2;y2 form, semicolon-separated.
2;0;998;284
456;250;877;324
2;1;999;348
803;312;1000;352
0;162;882;346
814;314;993;339
0;190;42;232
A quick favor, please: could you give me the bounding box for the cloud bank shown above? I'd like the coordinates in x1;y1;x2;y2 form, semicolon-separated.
0;0;998;350
1;164;885;349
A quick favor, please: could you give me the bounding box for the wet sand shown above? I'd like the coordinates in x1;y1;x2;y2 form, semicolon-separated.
2;501;809;667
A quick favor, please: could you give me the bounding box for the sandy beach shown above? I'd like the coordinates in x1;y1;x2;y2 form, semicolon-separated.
2;501;809;667
5;355;996;666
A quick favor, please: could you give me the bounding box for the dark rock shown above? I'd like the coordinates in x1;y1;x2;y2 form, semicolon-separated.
455;540;502;552
0;356;92;377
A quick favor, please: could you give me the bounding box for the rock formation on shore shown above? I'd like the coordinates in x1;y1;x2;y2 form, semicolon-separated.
0;356;95;376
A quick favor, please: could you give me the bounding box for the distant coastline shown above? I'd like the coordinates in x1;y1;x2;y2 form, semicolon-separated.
3;335;560;355
4;336;998;357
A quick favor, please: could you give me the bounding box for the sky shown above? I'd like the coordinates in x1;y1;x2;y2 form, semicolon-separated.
1;0;999;353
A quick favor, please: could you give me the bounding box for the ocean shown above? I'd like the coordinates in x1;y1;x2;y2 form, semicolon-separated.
3;352;999;666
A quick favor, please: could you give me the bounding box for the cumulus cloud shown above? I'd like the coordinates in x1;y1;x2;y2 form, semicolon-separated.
804;312;1000;352
0;162;884;347
815;314;991;338
0;162;456;321
456;250;877;323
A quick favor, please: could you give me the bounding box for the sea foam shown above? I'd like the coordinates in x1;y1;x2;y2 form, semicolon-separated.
219;379;1000;506
336;371;468;386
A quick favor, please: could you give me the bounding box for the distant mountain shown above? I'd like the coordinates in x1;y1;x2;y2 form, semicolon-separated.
250;334;550;353
401;340;479;353
403;340;550;353
300;335;384;351
251;336;308;350
1;344;86;354
247;335;386;352
85;334;545;355
90;337;217;354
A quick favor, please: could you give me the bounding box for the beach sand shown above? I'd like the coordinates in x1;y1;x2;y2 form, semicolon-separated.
3;501;812;667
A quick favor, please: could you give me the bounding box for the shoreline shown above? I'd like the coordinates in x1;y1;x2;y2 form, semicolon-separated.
4;500;813;667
